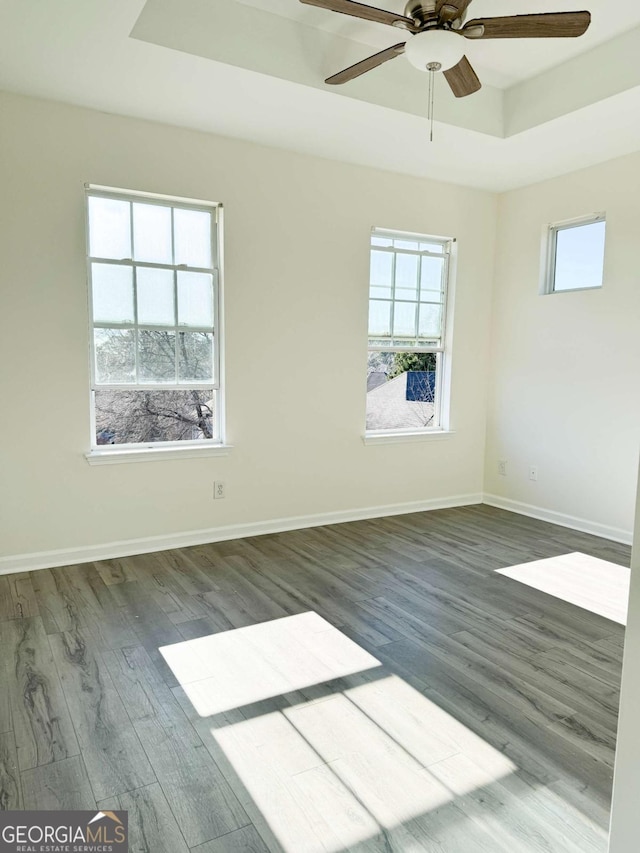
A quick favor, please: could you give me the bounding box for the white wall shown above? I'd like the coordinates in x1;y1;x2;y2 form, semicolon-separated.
0;91;497;566
608;462;640;852
485;153;640;541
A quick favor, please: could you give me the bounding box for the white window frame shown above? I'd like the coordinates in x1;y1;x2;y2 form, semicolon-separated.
542;212;606;295
365;227;454;440
84;185;228;462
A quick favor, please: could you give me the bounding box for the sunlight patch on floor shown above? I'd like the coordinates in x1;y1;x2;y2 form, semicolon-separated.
163;612;519;851
207;675;516;852
496;551;629;625
160;611;380;715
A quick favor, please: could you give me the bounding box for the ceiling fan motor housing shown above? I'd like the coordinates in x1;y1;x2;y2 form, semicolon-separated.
405;29;466;72
403;1;438;26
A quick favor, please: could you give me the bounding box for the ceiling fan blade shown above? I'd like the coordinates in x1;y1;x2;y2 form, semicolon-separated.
443;55;481;97
436;0;472;24
325;42;406;84
462;11;591;39
300;0;417;31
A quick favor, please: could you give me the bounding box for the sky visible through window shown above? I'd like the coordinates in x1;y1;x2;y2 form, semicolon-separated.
553;219;605;292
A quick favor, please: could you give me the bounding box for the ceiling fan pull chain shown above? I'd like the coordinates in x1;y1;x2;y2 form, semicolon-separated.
427;62;440;142
430;68;434;142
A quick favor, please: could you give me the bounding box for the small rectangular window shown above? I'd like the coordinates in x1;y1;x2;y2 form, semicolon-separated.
544;214;606;294
366;229;452;434
86;187;223;449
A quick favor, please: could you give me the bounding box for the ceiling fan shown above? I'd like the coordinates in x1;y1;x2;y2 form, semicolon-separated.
300;0;591;97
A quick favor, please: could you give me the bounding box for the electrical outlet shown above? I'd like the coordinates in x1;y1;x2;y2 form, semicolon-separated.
529;466;538;482
498;460;507;476
214;481;226;500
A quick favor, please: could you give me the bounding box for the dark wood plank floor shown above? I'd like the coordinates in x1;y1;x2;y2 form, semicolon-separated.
0;505;629;852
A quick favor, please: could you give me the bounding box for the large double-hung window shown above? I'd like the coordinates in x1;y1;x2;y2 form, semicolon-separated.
86;187;222;451
366;228;452;435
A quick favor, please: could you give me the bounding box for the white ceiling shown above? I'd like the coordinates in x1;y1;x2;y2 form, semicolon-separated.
1;0;640;191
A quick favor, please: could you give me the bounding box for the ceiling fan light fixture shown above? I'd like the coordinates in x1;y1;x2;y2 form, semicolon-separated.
405;29;466;72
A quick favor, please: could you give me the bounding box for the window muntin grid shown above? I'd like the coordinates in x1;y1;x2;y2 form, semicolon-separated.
366;229;452;434
86;188;223;449
87;191;219;390
368;231;450;350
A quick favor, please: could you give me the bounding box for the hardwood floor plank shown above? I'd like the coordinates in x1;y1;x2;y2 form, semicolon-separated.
0;617;79;770
450;629;619;733
0;643;11;734
7;572;38;619
30;567;80;635
429;752;605;853
188;548;313;626
59;562;139;648
593;634;626;654
513;609;622;649
536;649;620;710
93;556;139;586
191;825;270;853
98;783;190;853
115;579;186;687
238;559;394;647
176;614;235;641
48;629;156;800
0;731;22;809
547;714;617;767
539;644;623;688
118;553;209;625
159;549;219;594
21;755;96;810
422;676;614;806
104;645;249;847
0;575;12;622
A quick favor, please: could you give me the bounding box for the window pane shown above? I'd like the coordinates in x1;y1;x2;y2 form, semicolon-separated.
371;235;393;248
370;250;393;293
369;301;391;336
370;286;392;301
174;208;212;268
395;253;419;293
419;241;445;253
137;267;175;326
138;330;176;383
393;302;417;337
418;303;442;338
177;272;214;328
178;331;214;382
394;240;419;250
554;221;605;292
366;351;437;431
95;389;215;443
132;202;172;264
94;328;135;384
395;287;418;302
88;197;131;259
92;263;134;324
420;256;444;295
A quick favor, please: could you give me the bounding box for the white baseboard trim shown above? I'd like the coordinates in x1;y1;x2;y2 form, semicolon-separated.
482;493;633;546
0;493;483;576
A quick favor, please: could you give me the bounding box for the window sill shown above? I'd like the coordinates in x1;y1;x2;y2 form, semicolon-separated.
85;443;233;465
363;430;455;446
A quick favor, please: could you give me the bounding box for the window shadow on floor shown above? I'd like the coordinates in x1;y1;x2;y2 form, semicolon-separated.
161;612;612;852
